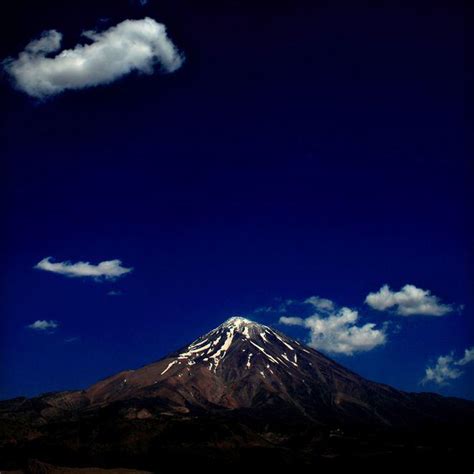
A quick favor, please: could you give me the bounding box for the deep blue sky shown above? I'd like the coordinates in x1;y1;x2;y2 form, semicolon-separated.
1;0;472;400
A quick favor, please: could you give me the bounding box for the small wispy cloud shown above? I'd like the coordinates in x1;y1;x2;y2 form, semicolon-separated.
107;290;123;296
421;347;474;385
279;296;387;356
3;17;184;98
64;336;80;343
252;299;294;315
304;296;334;312
458;347;474;366
35;257;132;281
279;316;305;326
365;284;455;316
27;320;59;332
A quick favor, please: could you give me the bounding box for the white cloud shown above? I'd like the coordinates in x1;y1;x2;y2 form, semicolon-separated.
365;284;454;316
253;299;294;315
457;347;474;366
279;298;386;356
35;257;132;280
421;347;474;385
253;306;275;314
304;296;334;312
3;17;184;98
27;320;59;331
279;316;305;326
107;290;123;296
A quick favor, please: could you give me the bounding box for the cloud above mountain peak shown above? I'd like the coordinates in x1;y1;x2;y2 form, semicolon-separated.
280;297;387;356
365;284;454;316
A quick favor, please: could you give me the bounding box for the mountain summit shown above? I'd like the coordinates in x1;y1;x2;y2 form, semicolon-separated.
1;317;473;471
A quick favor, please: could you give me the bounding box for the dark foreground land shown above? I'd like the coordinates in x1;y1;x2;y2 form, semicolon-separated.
1;408;472;473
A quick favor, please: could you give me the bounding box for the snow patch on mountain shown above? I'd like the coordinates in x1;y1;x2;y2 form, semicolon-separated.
164;316;305;375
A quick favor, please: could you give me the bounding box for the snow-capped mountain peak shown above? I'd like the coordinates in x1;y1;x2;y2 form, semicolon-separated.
219;316;260;330
87;317;362;412
160;316;308;375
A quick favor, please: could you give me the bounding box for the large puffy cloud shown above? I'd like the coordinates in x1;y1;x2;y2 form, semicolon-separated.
3;17;184;98
35;257;132;280
27;320;59;332
422;347;474;385
279;298;387;356
365;284;454;316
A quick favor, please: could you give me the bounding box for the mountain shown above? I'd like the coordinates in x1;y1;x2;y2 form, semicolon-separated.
83;316;469;426
1;317;473;472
